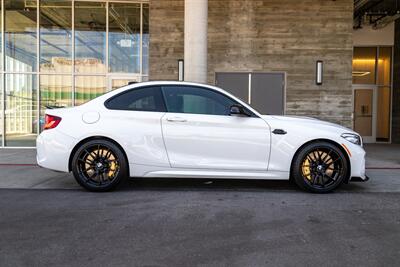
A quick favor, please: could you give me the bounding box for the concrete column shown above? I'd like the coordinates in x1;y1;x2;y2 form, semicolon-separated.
184;0;208;83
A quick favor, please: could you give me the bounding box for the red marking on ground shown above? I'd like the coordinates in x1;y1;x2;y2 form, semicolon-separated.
366;167;400;170
0;163;38;167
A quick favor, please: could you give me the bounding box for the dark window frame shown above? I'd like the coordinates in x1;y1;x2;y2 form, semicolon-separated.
161;85;258;117
104;86;167;112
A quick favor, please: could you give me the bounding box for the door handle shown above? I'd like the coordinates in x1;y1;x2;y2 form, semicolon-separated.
166;117;187;122
272;129;287;135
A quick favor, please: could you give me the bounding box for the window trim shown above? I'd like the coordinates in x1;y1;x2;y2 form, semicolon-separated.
104;85;166;112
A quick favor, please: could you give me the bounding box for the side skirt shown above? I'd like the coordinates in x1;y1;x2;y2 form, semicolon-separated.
129;163;290;180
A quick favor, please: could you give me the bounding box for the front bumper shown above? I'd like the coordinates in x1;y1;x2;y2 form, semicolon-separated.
351;175;370;182
345;142;367;181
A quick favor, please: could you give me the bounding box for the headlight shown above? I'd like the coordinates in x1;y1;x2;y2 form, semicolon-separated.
341;133;362;146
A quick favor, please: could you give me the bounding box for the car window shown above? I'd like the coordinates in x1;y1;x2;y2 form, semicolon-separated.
105;86;166;112
162;86;237;116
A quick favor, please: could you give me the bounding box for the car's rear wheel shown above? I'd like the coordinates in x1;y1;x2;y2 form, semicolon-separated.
291;141;349;193
71;140;128;192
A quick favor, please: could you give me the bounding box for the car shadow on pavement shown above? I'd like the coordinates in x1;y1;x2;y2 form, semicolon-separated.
119;178;299;192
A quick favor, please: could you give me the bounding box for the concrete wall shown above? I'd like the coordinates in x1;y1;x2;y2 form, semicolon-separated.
392;19;400;143
149;0;184;80
150;0;354;127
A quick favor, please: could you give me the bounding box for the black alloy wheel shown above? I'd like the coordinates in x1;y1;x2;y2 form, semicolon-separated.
291;141;349;193
72;140;128;192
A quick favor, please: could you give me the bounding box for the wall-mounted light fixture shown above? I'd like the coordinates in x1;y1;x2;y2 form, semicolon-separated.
316;60;323;85
178;59;184;81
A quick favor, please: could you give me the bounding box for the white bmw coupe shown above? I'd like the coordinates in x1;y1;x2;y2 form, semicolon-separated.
37;81;367;193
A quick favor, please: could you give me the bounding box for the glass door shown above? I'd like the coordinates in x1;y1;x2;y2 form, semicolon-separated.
353;85;377;143
108;75;141;91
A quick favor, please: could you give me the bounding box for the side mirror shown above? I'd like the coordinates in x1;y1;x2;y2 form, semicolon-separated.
230;104;250;116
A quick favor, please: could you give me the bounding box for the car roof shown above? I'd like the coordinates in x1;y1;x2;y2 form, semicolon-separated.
86;81;262;117
105;81;229;98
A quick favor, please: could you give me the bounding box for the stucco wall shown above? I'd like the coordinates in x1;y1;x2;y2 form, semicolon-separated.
150;0;354;127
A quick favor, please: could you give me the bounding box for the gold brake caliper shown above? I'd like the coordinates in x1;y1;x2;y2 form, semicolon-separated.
302;158;312;180
108;161;117;178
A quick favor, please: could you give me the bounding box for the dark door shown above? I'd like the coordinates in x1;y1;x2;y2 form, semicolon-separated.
251;73;285;115
215;72;249;103
215;72;285;115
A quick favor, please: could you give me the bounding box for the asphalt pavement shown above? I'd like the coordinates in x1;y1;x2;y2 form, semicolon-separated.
0;187;399;267
0;144;399;266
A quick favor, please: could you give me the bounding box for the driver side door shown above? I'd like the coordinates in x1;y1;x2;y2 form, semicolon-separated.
161;85;271;171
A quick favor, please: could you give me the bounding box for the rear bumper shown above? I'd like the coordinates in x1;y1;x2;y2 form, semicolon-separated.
36;129;76;172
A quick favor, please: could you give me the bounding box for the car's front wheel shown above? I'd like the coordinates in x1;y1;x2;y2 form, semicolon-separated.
291;141;349;193
71;139;128;192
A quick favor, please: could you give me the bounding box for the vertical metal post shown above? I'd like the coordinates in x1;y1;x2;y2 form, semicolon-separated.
248;73;252;104
36;0;40;135
140;2;143;82
390;46;394;143
72;0;75;106
106;1;109;77
178;59;184;81
1;0;5;147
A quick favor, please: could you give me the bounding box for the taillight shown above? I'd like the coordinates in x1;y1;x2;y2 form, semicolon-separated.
43;114;62;130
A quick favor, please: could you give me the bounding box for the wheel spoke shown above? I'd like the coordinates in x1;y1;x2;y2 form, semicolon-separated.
322;149;332;163
311;173;317;185
104;149;112;160
78;158;94;166
327;167;340;172
98;172;104;185
306;154;314;164
323;174;335;183
312;151;319;162
317;150;323;161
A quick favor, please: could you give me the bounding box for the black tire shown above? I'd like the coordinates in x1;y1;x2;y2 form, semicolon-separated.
71;139;128;192
291;141;349;193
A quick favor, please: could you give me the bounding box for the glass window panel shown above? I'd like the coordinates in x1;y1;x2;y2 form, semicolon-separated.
376;86;391;142
0;76;3;146
5;0;38;72
109;3;141;73
74;2;106;74
352;47;376;84
377;47;392;86
40;75;72;130
111;78;140;90
0;3;2;72
5;74;38;147
142;4;149;75
40;1;72;73
75;76;106;105
162;86;237;116
105;87;165;112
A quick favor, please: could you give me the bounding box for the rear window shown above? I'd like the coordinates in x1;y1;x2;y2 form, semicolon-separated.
105;86;166;112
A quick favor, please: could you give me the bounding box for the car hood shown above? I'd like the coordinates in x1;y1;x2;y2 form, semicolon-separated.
262;115;356;134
